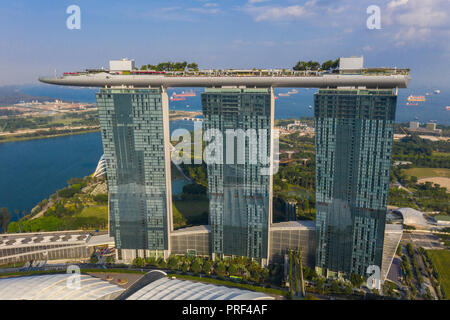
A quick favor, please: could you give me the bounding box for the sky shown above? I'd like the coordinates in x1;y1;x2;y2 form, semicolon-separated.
0;0;449;89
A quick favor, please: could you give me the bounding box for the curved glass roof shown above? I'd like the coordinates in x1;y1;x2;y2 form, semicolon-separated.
126;277;274;300
0;274;125;300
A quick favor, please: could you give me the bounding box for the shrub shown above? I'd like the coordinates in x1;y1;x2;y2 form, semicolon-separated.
93;194;108;204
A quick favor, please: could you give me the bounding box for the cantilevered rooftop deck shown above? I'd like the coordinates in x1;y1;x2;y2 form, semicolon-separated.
39;68;411;88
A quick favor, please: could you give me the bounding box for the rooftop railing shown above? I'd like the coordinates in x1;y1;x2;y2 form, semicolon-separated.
61;68;410;79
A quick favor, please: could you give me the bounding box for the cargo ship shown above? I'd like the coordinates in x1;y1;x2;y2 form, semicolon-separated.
407;95;426;102
170;96;186;101
172;90;196;98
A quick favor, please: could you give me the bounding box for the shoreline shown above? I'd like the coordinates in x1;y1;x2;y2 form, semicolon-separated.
0;128;101;144
0;111;203;144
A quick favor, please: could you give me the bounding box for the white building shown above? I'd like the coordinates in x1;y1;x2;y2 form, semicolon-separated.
339;56;364;71
109;58;135;71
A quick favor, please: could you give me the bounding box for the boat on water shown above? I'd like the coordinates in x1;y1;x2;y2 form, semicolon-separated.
308;105;312;109
278;93;290;97
446;106;450;111
172;90;196;98
406;102;419;106
170;96;186;101
407;95;426;102
434;90;441;94
287;89;298;94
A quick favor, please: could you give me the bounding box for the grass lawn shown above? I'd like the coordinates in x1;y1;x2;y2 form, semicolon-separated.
402;168;450;179
76;205;108;219
432;151;450;158
427;250;450;297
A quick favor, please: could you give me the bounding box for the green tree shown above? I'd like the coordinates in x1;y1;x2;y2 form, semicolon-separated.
181;262;190;273
187;62;199;71
316;277;325;294
93;194;108;204
331;280;340;293
146;257;157;267
216;262;227;276
303;199;310;214
228;264;239;276
344;284;353;295
202;260;213;274
321;59;339;71
350;273;364;288
293;60;320;71
156;257;166;268
168;256;179;270
90;255;99;264
191;259;202;274
0;208;11;233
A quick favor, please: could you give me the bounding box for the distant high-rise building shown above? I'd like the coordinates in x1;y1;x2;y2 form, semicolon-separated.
426;122;437;131
409;121;420;129
314;88;397;277
201;88;274;263
96;88;172;258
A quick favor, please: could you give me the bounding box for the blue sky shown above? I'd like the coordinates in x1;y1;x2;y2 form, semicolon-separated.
0;0;449;88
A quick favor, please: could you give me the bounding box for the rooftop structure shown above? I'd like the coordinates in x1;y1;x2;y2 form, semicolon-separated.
126;272;274;300
395;207;429;227
39;59;410;88
0;231;113;265
92;155;106;178
109;58;135;72
0;274;124;300
339;56;364;71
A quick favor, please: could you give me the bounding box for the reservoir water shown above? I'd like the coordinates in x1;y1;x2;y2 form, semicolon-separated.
0;120;195;221
0;132;103;220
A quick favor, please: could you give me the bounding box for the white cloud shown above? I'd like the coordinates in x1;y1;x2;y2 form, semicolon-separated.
387;0;409;9
188;7;220;14
204;3;219;8
248;0;271;4
386;0;449;27
245;5;309;22
385;0;449;45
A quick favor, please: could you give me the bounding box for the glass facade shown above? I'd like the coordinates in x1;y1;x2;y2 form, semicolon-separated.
201;88;273;260
96;88;172;251
314;88;397;276
269;221;317;268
